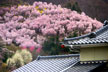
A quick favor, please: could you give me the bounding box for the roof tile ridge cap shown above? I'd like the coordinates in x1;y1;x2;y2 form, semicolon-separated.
38;54;79;59
95;25;108;36
87;25;108;38
64;34;90;41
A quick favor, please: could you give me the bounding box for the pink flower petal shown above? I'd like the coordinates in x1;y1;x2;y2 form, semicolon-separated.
30;46;35;52
36;48;41;53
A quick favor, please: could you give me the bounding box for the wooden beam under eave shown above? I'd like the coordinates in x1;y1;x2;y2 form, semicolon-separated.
69;43;108;48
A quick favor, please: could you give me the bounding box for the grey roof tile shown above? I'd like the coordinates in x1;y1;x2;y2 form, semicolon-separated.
12;54;104;72
13;54;79;72
64;63;102;72
64;25;108;45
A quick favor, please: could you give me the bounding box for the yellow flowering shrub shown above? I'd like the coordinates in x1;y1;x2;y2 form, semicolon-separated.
12;52;24;67
7;58;16;67
37;9;43;14
6;49;32;68
44;8;47;10
20;49;32;64
35;6;39;9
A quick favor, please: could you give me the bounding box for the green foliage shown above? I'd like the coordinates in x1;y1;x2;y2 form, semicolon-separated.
0;0;24;7
68;31;78;38
65;2;81;13
5;44;21;52
0;48;14;63
0;38;15;63
43;36;70;55
0;4;11;7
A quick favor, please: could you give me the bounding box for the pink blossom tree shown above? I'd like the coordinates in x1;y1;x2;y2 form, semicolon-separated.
0;1;103;52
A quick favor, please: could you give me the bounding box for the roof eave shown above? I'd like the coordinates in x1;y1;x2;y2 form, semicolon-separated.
80;43;108;48
64;43;108;49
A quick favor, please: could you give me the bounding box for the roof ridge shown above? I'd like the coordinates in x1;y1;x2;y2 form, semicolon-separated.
60;60;79;72
95;25;108;36
64;25;108;41
64;34;90;41
36;54;79;60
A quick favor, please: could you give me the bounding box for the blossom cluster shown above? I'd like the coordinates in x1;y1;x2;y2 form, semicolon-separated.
0;1;103;50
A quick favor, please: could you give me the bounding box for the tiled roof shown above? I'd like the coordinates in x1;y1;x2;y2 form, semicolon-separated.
13;54;79;72
12;54;105;72
63;24;108;45
64;63;102;72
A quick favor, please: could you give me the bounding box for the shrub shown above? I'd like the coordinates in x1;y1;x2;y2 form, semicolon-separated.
0;47;14;63
6;58;15;67
0;63;9;72
12;52;24;68
43;36;69;55
6;49;32;68
20;49;32;64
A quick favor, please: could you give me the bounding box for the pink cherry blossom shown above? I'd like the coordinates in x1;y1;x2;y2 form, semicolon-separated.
0;1;103;51
0;16;2;20
0;10;4;15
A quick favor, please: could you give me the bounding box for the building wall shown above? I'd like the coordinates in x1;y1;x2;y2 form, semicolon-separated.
80;46;108;61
